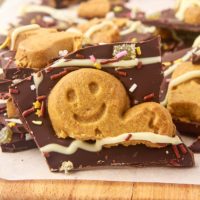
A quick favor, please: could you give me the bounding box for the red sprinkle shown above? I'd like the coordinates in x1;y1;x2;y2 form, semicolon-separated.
172;145;181;159
22;107;35;117
0;80;12;85
40;101;45;117
9;88;19;94
143;93;155;101
136;61;143;69
125;134;132;141
100;58;118;65
178;144;187;154
50;69;68;80
169;159;180;167
4;59;12;69
37;95;46;101
76;54;84;59
116;70;127;77
45;67;53;73
25;76;32;81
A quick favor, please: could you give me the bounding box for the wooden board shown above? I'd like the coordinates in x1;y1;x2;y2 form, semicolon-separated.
0;180;200;200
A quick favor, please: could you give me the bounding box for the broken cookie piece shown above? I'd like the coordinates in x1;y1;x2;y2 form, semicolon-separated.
0;25;83;74
15;31;82;69
78;0;111;19
175;0;200;25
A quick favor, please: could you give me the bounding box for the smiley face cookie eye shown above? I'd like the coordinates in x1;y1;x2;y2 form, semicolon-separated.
88;82;99;94
66;89;76;102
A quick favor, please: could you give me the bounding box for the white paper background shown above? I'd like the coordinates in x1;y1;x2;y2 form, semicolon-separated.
1;0;200;184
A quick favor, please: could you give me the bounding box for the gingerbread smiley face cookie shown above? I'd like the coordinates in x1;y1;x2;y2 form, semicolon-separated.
48;68;175;148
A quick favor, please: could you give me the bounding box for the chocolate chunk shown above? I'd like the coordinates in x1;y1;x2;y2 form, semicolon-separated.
136;9;200;32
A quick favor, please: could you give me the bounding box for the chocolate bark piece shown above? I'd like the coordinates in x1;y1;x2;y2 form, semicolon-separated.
0;82;36;152
136;9;200;32
160;48;200;139
0;113;36;153
41;0;83;8
0;51;34;80
16;11;71;31
190;137;200;153
10;37;194;171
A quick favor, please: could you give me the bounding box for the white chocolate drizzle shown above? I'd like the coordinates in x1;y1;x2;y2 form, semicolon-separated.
84;21;118;38
164;47;198;77
120;21;155;36
10;24;40;50
40;132;182;155
32;72;43;96
0;99;7;104
5;118;22;124
161;70;200;106
175;0;200;21
193;35;200;48
50;56;161;69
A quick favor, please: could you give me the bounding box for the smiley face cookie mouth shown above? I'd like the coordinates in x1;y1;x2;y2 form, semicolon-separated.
73;103;106;123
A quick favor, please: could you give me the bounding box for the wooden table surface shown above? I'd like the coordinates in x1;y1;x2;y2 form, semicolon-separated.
0;179;200;200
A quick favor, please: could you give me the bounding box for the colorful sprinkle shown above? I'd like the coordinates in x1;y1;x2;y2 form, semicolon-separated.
76;54;84;59
178;144;187;154
113;6;122;12
33;101;41;109
22;107;35;117
131;38;137;43
94;62;101;69
59;50;68;57
129;83;137;93
37;95;46;101
35;109;42;117
9;88;19;94
4;59;12;69
172;145;181;159
136;61;143;69
89;55;96;63
115;50;128;59
8;122;16;128
50;69;68;80
116;70;127;77
136;46;141;55
32;120;43;125
125;134;132;141
143;93;154;101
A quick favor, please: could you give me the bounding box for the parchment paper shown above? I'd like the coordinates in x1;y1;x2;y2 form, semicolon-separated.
1;0;200;184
